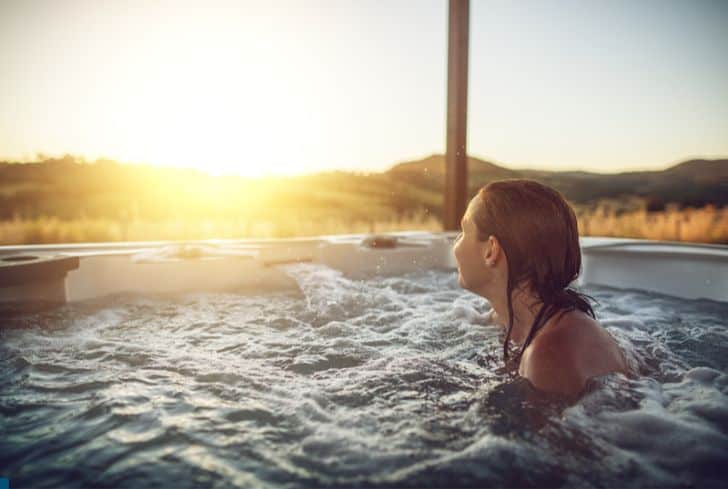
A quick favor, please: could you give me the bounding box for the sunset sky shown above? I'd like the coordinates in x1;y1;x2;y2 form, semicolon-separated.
1;0;726;176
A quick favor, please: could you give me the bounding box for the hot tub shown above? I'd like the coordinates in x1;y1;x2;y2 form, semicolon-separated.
1;233;727;488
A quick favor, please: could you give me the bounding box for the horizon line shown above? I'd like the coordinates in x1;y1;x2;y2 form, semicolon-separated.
1;151;726;178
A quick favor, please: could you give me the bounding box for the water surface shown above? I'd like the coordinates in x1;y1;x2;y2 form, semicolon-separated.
1;264;727;488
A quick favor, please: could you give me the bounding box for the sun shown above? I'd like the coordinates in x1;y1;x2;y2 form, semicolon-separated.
94;25;332;177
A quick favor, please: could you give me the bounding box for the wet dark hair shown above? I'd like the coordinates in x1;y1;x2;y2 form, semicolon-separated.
470;179;596;366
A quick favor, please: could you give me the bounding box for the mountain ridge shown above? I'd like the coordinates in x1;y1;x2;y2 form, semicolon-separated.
387;153;728;178
385;154;728;207
1;154;726;221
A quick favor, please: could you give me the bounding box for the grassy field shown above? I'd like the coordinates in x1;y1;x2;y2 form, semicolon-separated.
577;204;728;244
1;156;726;246
0;211;441;245
1;205;726;245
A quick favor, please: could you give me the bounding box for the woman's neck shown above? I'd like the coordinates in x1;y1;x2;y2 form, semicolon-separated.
488;287;545;345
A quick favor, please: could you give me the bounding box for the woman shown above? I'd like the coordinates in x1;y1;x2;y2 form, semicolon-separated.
453;179;628;396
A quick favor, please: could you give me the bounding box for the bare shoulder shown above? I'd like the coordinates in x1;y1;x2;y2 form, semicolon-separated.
520;310;627;395
519;317;586;395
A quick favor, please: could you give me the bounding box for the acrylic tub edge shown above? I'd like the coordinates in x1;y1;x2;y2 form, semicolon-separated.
0;233;726;307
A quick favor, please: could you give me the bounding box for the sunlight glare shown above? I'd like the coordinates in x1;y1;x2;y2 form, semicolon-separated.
101;14;330;177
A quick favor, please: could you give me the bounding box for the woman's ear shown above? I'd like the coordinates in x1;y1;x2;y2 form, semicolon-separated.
483;235;500;266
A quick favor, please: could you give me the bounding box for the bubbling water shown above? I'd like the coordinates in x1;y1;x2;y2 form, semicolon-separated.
0;263;726;488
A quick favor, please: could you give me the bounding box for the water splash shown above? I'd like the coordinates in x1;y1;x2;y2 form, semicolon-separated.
0;267;726;488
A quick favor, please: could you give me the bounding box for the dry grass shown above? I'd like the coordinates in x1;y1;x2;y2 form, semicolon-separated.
577;204;728;244
0;210;443;245
1;206;726;245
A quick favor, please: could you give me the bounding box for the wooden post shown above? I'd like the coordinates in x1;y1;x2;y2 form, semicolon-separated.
444;0;469;231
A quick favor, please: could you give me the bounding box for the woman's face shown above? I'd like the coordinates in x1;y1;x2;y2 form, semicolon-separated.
453;200;491;293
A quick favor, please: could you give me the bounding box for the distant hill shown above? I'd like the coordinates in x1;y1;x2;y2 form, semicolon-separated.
387;154;728;208
0;154;726;223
